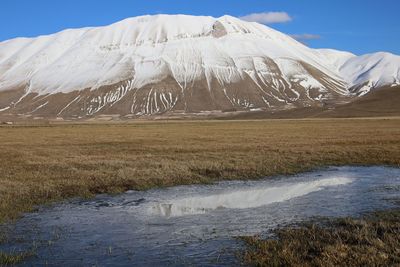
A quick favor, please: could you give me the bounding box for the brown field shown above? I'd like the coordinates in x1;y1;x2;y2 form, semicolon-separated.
0;118;399;224
240;208;400;267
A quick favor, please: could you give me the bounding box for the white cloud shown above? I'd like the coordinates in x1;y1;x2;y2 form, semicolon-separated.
239;12;292;24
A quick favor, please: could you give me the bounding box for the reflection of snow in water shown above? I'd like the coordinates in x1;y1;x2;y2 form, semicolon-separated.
151;177;352;217
2;166;400;267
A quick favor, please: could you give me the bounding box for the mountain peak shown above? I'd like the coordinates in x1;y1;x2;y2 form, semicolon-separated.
0;14;398;118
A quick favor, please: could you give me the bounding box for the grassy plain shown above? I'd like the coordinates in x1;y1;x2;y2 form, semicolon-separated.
0;118;399;223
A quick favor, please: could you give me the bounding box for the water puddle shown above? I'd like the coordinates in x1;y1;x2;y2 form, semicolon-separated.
151;177;352;217
1;166;400;266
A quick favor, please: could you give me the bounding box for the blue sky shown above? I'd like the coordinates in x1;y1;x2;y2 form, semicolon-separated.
0;0;398;55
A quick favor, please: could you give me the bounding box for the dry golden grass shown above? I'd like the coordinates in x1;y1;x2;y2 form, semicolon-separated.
240;209;400;267
0;118;399;223
0;250;34;266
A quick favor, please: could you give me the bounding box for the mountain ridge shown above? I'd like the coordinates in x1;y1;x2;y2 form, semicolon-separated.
0;14;398;119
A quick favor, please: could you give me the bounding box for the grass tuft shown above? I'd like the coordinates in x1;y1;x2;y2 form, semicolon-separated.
240;209;400;267
0;250;35;266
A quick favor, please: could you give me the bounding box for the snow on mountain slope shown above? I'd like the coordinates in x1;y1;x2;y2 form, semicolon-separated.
339;52;400;95
0;14;398;118
0;15;344;94
315;49;400;95
315;49;356;71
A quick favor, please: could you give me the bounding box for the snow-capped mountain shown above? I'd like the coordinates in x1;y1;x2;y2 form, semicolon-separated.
339;52;400;95
0;14;398;118
316;49;400;96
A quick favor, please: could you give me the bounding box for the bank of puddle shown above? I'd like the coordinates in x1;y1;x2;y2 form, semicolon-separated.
1;166;400;266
